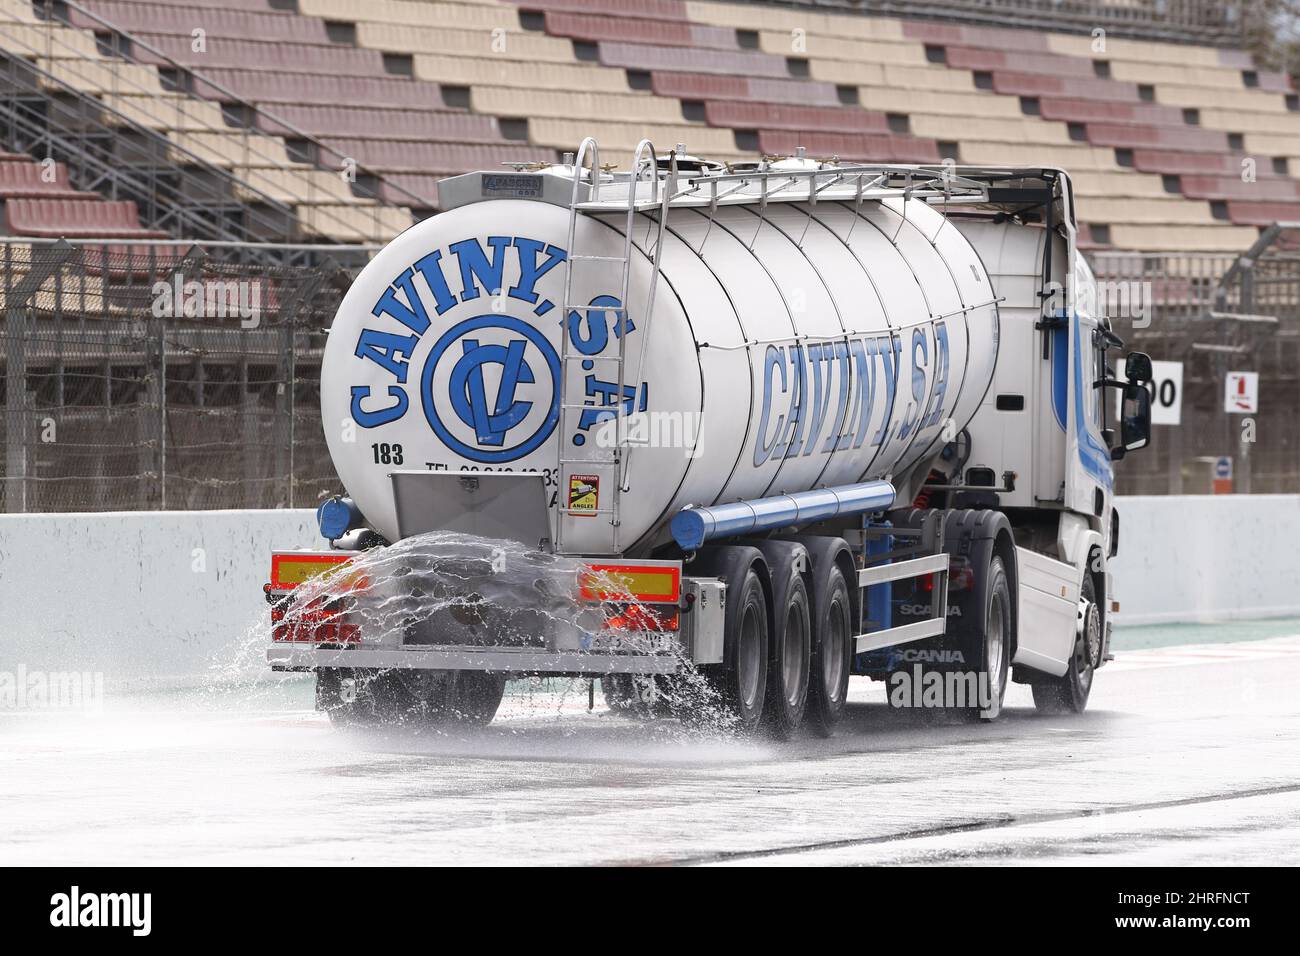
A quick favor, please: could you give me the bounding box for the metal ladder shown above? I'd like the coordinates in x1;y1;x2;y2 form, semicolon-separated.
553;138;672;555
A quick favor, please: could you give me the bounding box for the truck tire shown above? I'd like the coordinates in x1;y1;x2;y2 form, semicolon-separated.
444;672;506;725
600;673;671;719
762;553;811;739
316;667;505;728
720;567;770;733
968;555;1011;720
686;546;771;734
807;563;853;737
1032;571;1097;715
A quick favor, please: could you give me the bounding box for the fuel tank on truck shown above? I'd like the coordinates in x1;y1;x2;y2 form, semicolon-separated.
321;166;1000;555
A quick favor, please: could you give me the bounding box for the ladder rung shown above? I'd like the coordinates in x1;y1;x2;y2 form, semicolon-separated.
563;304;628;312
560;458;617;465
570;255;627;262
561;353;622;362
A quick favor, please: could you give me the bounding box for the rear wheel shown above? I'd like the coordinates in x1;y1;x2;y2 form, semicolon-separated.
1032;570;1098;715
763;557;811;739
807;564;853;738
600;673;670;719
712;568;770;733
316;668;505;728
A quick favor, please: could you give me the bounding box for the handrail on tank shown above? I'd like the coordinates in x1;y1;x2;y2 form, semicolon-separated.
569;137;601;206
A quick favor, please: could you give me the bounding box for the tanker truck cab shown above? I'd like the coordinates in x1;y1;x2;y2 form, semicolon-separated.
265;141;1152;733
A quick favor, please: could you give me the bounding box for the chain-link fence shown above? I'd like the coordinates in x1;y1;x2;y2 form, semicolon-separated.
1;239;367;512
1094;236;1300;495
5;235;1300;512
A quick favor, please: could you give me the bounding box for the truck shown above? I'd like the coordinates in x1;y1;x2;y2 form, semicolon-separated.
264;139;1153;735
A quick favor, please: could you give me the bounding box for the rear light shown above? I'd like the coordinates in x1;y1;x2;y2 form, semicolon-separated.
948;557;975;592
917;557;972;594
270;591;360;644
602;603;680;633
272;621;361;644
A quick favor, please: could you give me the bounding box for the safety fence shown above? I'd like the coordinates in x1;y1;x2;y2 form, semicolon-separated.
0;237;372;512
4;234;1300;513
1093;233;1300;495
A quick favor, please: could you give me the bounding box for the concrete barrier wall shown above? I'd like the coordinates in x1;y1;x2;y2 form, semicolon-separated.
1;496;1296;683
1109;495;1300;625
0;509;318;684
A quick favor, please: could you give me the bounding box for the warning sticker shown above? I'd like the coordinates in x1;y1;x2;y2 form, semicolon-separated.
567;474;600;516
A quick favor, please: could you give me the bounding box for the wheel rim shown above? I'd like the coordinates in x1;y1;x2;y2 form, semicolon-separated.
783;603;808;707
985;593;1005;706
823;597;847;699
738;602;763;709
1076;602;1098;693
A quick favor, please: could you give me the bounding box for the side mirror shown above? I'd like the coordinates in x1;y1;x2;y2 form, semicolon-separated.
1115;381;1151;457
1124;351;1153;386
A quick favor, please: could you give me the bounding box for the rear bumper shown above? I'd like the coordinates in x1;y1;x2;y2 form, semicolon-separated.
266;643;682;676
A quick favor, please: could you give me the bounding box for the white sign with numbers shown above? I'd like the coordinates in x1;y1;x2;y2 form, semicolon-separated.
1148;361;1183;426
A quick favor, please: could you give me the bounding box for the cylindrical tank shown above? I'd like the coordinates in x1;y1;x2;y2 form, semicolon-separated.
322;184;999;552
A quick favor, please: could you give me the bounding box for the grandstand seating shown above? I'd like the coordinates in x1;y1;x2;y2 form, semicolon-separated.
0;151;168;237
4;0;1300;252
0;0;414;242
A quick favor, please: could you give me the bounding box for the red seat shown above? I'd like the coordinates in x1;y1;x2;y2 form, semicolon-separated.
1039;98;1183;126
992;72;1140;102
129;33;384;74
1180;176;1300;201
0;161;91;200
514;0;687;18
1130;149;1283;177
543;11;697;46
3;198;169;239
901;21;1050;51
1224;201;1300;225
69;1;329;43
705;101;891;134
947;47;1093;76
1085;123;1228;152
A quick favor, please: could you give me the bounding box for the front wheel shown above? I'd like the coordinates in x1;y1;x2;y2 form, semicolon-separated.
969;555;1011;721
1032;571;1098;715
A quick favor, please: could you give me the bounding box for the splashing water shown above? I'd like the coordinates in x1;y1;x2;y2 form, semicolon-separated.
209;531;737;737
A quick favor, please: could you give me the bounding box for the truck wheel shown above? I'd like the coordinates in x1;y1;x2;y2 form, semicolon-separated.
447;672;507;726
717;567;770;733
601;674;637;714
315;668;397;726
969;555;1011;720
807;564;853;737
600;674;670;719
1032;571;1097;715
316;668;505;727
763;556;811;739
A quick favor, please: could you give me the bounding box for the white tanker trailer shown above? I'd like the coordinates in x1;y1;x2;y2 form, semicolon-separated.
265;140;1153;735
